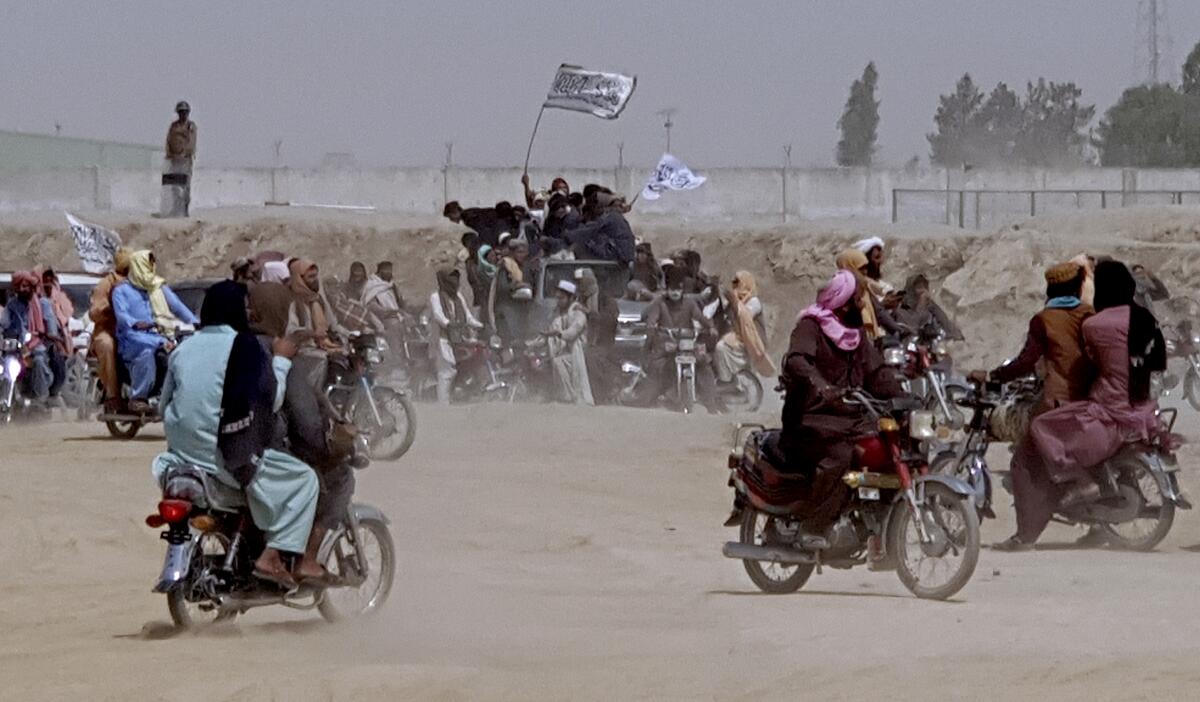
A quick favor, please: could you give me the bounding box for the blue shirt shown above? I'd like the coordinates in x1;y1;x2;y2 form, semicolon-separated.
2;296;59;345
112;281;198;359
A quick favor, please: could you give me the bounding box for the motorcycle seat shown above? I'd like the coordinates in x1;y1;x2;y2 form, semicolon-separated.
161;464;248;512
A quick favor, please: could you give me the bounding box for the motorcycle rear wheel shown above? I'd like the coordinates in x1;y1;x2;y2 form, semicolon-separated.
1184;367;1200;412
890;483;980;600
167;533;236;629
319;518;396;622
1099;456;1176;552
738;510;814;594
723;371;764;414
106;419;141;439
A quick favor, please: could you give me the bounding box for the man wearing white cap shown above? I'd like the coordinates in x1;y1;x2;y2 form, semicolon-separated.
547;279;594;405
854;236;898;299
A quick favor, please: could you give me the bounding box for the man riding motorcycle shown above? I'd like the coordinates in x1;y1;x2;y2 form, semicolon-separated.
113;250;198;414
969;262;1094;551
642;267;723;413
1;270;61;407
730;269;905;538
153;281;321;589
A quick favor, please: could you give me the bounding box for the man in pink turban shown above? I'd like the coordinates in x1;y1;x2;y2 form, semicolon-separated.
733;269;905;539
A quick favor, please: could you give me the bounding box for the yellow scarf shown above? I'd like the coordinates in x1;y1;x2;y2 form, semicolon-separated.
127;250;177;335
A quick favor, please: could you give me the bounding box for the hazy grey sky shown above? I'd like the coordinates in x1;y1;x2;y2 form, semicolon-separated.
2;0;1198;168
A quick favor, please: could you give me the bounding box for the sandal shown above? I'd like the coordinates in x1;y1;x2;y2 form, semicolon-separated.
992;535;1035;552
253;567;299;591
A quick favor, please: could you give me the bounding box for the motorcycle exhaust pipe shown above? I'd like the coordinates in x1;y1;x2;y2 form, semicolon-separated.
722;541;815;565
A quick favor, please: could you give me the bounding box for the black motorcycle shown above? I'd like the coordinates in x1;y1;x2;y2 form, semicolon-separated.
150;463;395;628
325;332;417;461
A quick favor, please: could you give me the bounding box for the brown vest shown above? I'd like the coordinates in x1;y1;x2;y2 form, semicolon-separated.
1036;304;1094;410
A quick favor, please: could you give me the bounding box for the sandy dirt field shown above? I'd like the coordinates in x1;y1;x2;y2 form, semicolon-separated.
2;397;1199;701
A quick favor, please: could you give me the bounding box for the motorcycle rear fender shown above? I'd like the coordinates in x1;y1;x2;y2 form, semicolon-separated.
153;538;195;593
1121;449;1192;509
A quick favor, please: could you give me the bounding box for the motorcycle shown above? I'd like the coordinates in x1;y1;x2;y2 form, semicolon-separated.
325;332;417;462
723;389;981;600
149;462;394;628
991;398;1189;551
1161;310;1200;410
1;333;30;423
96;337;185;439
617;328;704;413
926;378;1044;520
883;322;969;434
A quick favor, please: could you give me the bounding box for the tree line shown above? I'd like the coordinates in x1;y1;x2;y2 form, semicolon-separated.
835;41;1200;168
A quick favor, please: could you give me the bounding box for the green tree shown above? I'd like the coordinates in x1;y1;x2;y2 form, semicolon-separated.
1183;41;1200;97
1014;79;1095;166
973;82;1022;164
1096;84;1200;167
836;62;880;166
927;74;984;166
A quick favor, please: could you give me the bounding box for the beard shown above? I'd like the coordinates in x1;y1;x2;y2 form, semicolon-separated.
840;306;864;328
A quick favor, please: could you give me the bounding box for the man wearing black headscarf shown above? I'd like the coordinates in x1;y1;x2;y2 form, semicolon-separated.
154;281;320;589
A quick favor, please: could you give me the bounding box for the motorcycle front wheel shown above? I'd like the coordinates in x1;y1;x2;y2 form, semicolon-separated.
738;510;814;594
353;387;417;461
724;370;764;414
889;483;980;600
319;517;396;622
106;419;142;439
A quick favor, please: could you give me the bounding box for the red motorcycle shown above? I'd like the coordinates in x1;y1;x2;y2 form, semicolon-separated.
723;389;981;600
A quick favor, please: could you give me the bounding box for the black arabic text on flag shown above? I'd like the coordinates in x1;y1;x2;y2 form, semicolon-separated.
543;64;637;120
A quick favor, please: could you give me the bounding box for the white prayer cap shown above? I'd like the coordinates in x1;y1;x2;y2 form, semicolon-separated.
854;236;885;254
557;280;577;295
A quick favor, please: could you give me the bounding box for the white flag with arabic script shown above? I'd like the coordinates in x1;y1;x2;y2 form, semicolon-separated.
640;154;707;201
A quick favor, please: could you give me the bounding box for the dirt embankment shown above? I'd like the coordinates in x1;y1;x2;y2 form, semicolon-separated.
3;205;1200;367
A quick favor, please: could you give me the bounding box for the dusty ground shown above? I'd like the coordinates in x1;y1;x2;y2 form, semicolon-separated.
2;397;1199;701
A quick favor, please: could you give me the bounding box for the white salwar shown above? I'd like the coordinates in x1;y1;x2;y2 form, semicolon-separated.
548;302;594;405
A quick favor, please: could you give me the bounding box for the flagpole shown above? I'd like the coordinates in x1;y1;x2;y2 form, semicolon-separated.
523;105;547;177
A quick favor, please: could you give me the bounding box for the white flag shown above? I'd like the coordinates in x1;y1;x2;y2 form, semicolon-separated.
543;64;637;119
65;212;122;274
640;154;707;201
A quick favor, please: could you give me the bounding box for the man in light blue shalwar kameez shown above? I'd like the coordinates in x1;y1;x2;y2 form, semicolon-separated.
152;283;319;587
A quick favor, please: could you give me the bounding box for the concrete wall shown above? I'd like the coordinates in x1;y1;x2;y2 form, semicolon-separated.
0;130;162;171
3;164;1200;226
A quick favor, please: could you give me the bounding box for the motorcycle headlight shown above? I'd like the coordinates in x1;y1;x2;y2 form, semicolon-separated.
1192;336;1200;346
932;341;949;358
883;347;906;366
376;337;390;352
909;410;937;440
4;355;21;380
678;338;696;352
365;349;382;365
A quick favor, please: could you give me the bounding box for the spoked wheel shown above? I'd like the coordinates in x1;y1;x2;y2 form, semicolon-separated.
738;510;814;594
1100;457;1176;551
723;371;764;414
319;517;396;622
1185;367;1200;412
106;419;142;439
890;483;980;600
167;533;236;629
352;387;416;461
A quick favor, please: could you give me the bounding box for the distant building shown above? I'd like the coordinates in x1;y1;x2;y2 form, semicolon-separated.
0;129;161;171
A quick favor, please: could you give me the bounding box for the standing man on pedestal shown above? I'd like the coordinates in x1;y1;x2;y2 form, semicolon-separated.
160;101;197;218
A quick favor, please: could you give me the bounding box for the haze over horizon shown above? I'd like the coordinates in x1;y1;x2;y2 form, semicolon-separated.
2;0;1198;169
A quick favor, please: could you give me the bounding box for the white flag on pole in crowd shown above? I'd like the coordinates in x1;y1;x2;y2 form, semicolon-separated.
65;212;122;273
640;154;707;201
543;64;637;119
